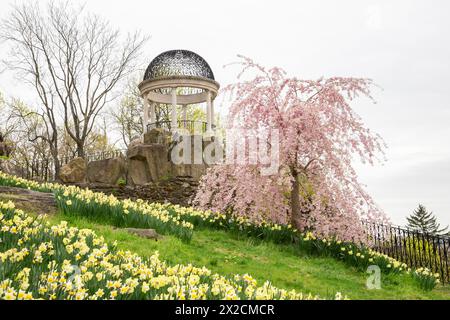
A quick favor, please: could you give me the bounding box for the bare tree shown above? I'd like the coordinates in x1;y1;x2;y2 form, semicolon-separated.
0;1;148;164
3;97;54;179
0;92;20;141
110;79;144;147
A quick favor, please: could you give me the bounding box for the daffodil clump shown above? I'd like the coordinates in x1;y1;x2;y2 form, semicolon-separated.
56;186;194;242
160;204;296;244
298;232;409;275
412;268;440;291
0;201;346;300
0;172;56;193
162;207;411;277
0;172;193;242
0;172;442;290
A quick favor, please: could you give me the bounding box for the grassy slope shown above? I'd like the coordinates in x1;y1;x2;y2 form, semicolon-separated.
45;213;450;300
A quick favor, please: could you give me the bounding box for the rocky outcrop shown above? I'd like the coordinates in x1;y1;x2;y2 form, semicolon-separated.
143;128;171;145
127;143;172;185
170;135;210;181
87;156;127;185
59;157;87;183
127;133;212;185
0;186;57;215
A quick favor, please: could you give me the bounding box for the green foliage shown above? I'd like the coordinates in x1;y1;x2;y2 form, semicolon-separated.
404;237;443;272
55;190;193;243
159;173;173;182
0;173;193;242
407;204;448;235
46;214;450;300
1;172;448;295
116;178;126;187
412;268;440;291
1;203;322;300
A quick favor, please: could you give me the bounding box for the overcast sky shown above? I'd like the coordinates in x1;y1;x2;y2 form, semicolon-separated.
1;0;449;227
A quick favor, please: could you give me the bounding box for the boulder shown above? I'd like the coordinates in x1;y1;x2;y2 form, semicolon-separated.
59;157;86;183
173;164;207;181
170;135;208;180
143;128;170;144
0;186;57;215
126;133;214;185
122;228;161;240
127;143;172;185
87;156;127;185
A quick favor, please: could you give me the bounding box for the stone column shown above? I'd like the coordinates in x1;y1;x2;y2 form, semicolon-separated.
206;90;212;133
143;97;149;133
150;101;156;126
182;104;188;128
211;98;215;130
171;88;178;130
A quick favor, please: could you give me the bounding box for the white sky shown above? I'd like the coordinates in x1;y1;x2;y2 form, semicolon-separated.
1;0;449;227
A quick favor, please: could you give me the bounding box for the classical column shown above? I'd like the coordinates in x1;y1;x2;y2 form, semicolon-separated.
206;90;212;133
211;98;215;131
149;101;156;125
182;104;187;128
143;97;149;133
171;88;178;130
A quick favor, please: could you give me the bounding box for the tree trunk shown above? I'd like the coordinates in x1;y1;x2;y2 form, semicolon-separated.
290;167;303;231
52;149;61;181
76;141;85;158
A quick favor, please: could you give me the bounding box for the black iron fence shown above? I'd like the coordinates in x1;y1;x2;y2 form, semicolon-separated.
363;221;450;283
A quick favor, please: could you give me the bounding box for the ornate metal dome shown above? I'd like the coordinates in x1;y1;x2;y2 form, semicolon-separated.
143;50;215;81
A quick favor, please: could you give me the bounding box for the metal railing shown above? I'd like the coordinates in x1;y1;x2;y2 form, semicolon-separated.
59;149;127;166
83;149;127;163
363;221;450;283
147;120;215;134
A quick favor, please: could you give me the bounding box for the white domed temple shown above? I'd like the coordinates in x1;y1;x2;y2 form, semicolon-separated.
57;50;219;189
139;50;220;136
123;50;220;185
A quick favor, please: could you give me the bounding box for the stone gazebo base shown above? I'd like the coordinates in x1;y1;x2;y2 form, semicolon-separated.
58;127;213;187
126;128;211;185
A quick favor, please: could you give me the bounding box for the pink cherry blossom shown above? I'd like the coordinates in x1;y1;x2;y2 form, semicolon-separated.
194;56;388;242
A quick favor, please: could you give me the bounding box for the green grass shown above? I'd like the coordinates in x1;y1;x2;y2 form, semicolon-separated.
45;212;450;300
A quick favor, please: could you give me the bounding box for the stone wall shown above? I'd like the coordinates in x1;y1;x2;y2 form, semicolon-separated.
73;176;198;206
